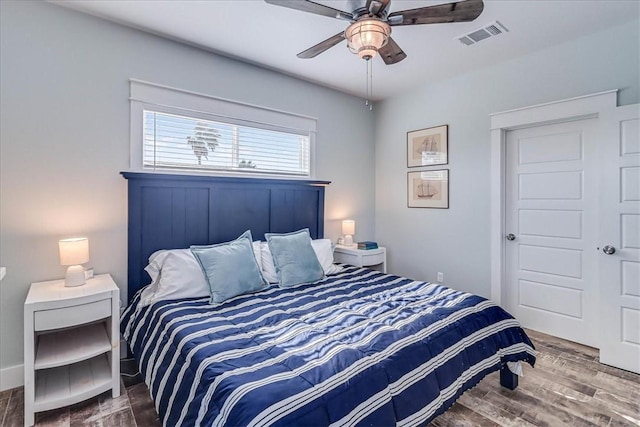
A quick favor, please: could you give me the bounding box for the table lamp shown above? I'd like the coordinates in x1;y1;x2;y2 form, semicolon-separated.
59;237;89;287
342;220;355;247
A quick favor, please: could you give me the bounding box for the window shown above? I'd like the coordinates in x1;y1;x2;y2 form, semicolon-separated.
130;80;316;178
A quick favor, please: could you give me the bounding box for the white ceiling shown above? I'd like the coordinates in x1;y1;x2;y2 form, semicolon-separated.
52;0;639;100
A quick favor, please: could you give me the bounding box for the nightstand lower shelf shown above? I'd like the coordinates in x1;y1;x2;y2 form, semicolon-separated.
35;322;111;370
34;354;112;413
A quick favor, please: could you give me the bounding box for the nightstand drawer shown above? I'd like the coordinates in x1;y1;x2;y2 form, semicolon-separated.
361;252;385;266
333;245;387;273
335;252;359;265
34;298;111;331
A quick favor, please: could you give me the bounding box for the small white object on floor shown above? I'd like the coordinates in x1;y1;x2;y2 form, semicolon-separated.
507;361;524;376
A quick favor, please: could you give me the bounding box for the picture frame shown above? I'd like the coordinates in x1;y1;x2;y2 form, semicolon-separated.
407;169;449;209
407;125;448;167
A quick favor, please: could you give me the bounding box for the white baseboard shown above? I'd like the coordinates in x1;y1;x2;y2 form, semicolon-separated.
0;364;23;391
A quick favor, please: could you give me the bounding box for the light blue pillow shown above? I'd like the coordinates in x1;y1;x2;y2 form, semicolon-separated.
265;228;324;288
191;230;268;303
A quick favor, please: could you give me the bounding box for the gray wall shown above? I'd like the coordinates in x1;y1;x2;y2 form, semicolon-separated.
0;1;375;374
374;19;640;297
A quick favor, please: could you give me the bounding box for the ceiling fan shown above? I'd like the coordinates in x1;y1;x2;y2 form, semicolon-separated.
265;0;484;64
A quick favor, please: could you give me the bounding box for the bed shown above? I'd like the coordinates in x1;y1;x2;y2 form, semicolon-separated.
121;172;536;427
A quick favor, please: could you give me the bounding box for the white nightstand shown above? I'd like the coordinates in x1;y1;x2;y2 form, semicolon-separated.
24;274;120;426
334;245;387;273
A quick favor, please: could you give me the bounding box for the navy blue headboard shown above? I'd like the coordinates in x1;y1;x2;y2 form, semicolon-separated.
122;172;330;301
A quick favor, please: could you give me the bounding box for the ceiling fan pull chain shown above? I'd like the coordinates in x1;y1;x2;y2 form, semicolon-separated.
369;59;373;111
364;58;373;111
364;58;370;107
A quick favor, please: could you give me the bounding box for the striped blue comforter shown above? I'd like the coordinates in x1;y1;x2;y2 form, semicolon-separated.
122;267;535;427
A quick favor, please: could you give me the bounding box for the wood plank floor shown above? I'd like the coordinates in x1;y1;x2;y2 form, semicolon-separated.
1;329;638;426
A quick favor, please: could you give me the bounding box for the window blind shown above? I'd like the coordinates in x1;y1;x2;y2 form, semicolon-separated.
143;110;310;176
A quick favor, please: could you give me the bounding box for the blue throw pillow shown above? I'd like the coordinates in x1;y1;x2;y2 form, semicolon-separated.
265;228;324;288
191;230;268;303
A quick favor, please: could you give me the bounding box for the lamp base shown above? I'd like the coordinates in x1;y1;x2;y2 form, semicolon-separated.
343;234;354;247
65;265;86;287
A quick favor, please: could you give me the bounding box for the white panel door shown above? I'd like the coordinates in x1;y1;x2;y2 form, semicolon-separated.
599;104;640;373
506;119;598;347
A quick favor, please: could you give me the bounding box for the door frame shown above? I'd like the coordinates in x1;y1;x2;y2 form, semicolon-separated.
489;90;617;306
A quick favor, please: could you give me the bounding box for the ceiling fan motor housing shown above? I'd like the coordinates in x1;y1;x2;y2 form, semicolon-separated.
348;0;391;20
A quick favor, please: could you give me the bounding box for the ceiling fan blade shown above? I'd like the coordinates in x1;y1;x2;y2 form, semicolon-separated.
388;0;484;26
297;32;346;59
264;0;352;20
378;36;407;65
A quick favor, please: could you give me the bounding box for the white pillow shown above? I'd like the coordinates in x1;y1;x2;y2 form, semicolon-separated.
260;242;279;283
252;241;262;271
311;239;344;275
139;249;209;306
261;239;342;283
140;242;263;306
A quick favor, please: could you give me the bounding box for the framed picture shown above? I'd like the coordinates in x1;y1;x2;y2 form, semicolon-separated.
407;125;448;167
407;169;449;209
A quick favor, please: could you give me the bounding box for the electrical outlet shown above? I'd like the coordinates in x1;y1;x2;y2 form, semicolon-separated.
437;272;444;283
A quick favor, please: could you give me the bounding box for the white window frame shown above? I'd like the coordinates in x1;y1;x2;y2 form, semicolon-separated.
129;79;317;178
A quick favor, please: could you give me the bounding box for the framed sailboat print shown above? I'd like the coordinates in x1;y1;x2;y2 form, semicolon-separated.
407;169;449;208
407;125;448;167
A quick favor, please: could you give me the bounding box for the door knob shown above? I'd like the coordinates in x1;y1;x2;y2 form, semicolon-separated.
602;245;616;255
506;234;516;241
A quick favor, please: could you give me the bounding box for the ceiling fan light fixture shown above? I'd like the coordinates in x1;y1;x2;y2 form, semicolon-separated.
345;18;391;60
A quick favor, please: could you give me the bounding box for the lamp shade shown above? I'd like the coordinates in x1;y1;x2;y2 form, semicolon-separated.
59;238;89;266
342;220;355;236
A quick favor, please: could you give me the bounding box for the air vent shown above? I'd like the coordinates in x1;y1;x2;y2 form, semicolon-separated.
456;21;508;46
